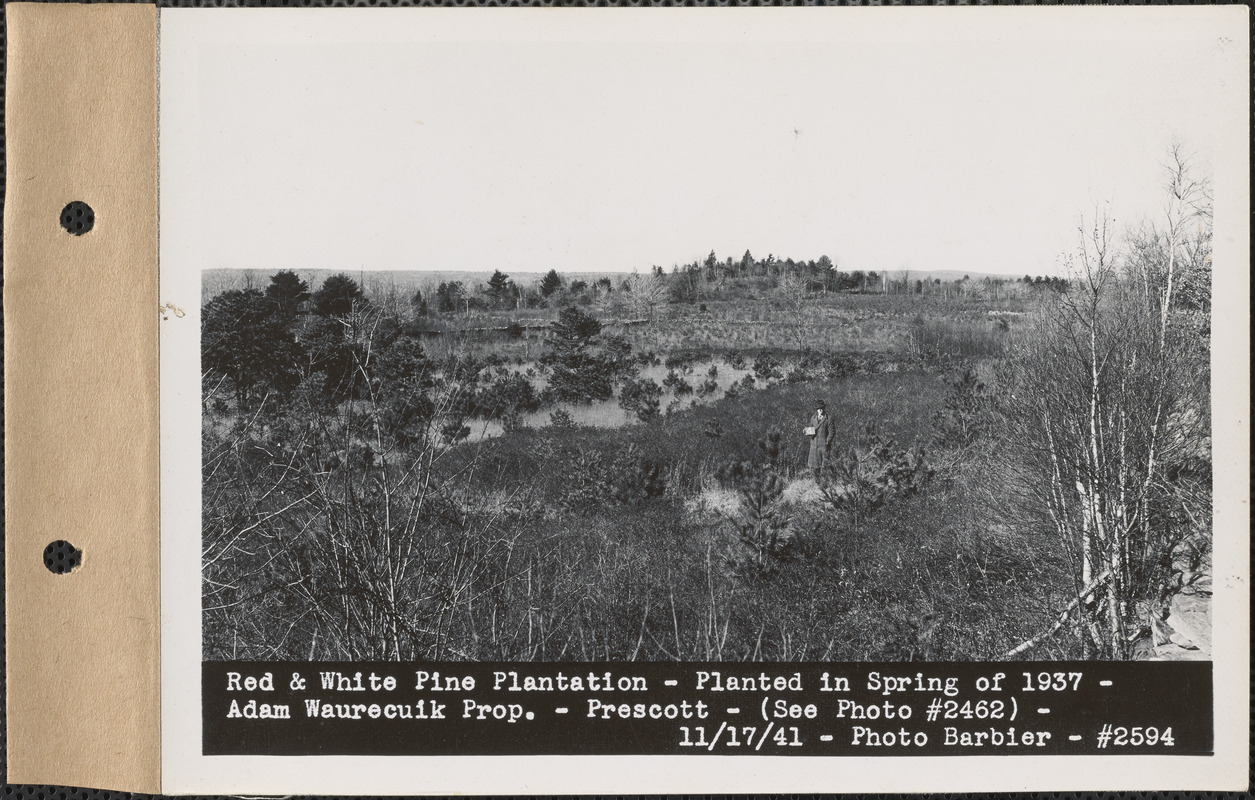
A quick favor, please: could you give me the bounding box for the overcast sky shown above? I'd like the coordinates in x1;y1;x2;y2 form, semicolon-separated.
161;8;1240;277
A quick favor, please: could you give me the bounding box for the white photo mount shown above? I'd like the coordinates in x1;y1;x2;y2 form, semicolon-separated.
4;4;1250;795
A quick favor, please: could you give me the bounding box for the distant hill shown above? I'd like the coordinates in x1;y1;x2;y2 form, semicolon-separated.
202;266;1032;302
879;269;1014;282
201;268;631;301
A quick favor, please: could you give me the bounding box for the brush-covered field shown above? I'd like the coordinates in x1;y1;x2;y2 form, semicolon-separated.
202;262;1210;663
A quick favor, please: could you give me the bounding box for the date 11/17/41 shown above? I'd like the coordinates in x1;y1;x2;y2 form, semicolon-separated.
680;723;801;749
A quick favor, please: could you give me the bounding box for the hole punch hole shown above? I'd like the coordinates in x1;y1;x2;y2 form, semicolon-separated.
44;540;83;575
60;201;95;235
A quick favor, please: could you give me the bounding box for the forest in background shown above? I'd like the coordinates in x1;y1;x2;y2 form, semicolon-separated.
201;148;1212;662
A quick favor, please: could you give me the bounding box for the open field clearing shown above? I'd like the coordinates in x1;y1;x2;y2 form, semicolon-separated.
201;184;1213;662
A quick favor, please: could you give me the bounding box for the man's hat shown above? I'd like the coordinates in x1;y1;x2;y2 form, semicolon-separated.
816;400;826;410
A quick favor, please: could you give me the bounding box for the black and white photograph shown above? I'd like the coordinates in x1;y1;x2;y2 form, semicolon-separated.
157;6;1247;793
192;15;1221;665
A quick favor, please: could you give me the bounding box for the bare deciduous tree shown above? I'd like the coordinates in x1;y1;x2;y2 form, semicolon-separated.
1002;148;1211;659
623;270;668;322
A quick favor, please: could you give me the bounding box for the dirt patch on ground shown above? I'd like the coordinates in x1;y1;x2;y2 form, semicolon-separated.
685;486;742;519
691;477;849;516
780;477;824;505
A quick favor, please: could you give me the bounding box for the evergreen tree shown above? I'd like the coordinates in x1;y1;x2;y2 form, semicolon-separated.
372;333;436;445
410;288;428;316
311;274;365;317
704;250;719;280
202;289;304;407
739;250;754;275
542;306;628;403
264;270;310;319
618;377;662;422
540;269;564;298
816;255;837;291
436;281;465;313
485;270;515;308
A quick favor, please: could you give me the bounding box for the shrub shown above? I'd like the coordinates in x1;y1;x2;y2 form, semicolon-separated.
202;288;304;408
614;456;669;506
822;352;892;378
440;414;471;445
931;368;994;448
302;316;369;402
557;444;668;513
716;430;793;575
753;354;783;382
907;316;1005;363
635;350;660;367
756;426;788;470
664;353;693;371
543;307;627;403
619;377;663;422
662;369;693;396
820;427;933;516
372;333;438;445
785;365;812;383
480;372;541;432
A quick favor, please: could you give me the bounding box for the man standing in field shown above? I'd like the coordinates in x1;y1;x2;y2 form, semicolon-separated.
806;400;836;482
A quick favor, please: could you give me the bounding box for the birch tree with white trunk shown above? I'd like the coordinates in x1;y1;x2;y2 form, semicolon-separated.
1001;147;1211;659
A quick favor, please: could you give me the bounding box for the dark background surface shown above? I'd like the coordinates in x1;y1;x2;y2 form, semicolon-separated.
204;660;1214;756
0;0;1250;796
